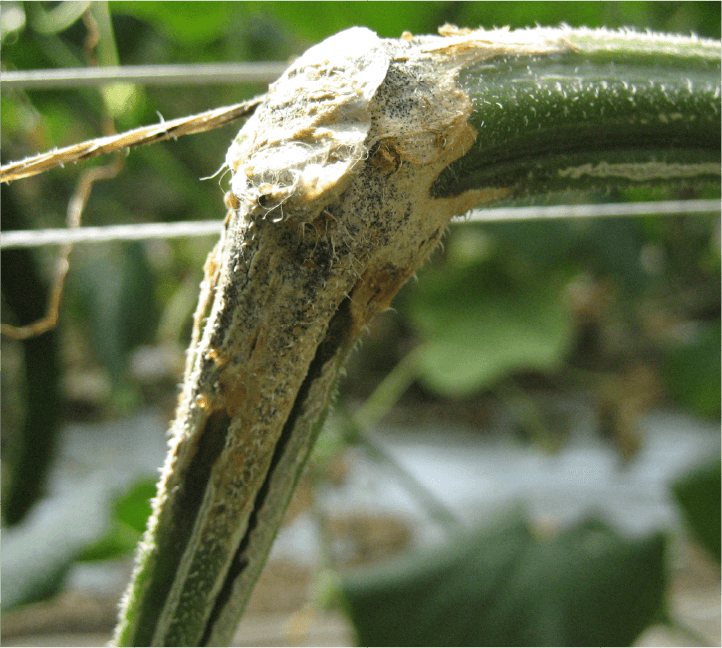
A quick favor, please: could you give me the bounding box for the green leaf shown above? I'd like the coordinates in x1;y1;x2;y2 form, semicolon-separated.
672;460;721;563
110;1;234;45
114;477;156;533
1;2;25;44
71;242;157;388
77;477;155;562
408;260;573;398
1;479;113;610
663;321;721;419
258;2;448;40
27;1;90;35
341;507;666;646
76;523;141;562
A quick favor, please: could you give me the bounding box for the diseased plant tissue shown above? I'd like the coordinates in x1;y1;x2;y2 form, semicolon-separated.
113;25;719;646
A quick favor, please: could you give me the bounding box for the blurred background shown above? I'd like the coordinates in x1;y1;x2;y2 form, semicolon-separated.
1;2;720;645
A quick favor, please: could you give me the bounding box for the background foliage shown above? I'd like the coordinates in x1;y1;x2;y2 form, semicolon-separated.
1;2;719;645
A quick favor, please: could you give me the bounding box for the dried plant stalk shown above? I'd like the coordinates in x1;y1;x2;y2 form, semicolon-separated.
0;98;263;184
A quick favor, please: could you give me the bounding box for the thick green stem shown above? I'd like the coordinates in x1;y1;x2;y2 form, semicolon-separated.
434;29;720;200
113;26;720;646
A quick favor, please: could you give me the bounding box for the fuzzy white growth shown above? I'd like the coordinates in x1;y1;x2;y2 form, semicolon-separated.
226;27;391;223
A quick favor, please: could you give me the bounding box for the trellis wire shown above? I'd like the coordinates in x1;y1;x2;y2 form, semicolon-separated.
465;199;721;222
2;200;719;249
0;62;288;89
1;220;224;248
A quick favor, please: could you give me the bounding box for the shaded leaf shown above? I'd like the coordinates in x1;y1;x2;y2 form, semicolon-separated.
260;1;448;40
75;522;141;563
114;477;156;533
672;460;721;563
71;241;157;388
110;1;234;45
408;260;573;398
78;477;156;562
341;507;666;646
663;321;721;419
1;479;113;610
27;1;90;35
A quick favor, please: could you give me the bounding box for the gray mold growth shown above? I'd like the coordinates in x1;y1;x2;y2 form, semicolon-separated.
225;27;392;225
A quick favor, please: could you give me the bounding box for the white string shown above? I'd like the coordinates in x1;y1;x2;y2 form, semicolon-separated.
463;199;721;223
1;200;719;249
0;220;224;248
0;62;289;89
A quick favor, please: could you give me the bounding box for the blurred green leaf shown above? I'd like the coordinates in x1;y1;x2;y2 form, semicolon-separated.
76;522;140;562
672;460;721;563
581;218;648;292
114;477;156;533
1;479;113;610
480;219;577;270
663;321;721;419
78;477;155;562
408;260;573;398
260;1;448;40
106;0;722;52
1;2;26;45
110;1;234;45
27;1;90;35
341;507;666;646
470;205;650;293
71;242;157;388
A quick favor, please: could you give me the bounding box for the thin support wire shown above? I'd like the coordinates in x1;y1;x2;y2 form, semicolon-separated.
0;62;288;89
0;220;225;249
1;200;718;250
463;199;721;223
